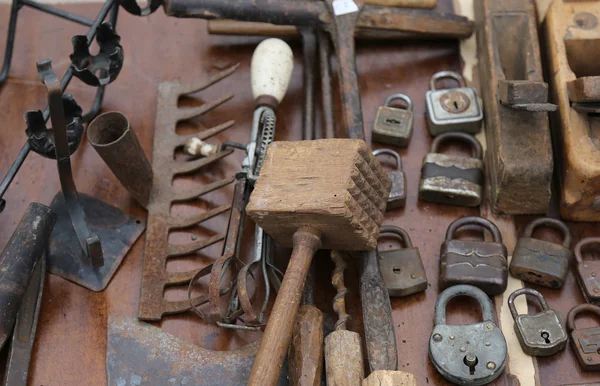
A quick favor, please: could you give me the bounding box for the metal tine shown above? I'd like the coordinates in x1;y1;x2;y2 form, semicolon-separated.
175;93;234;122
167;233;226;258
178;64;240;96
172;177;235;202
167;269;203;285
168;204;231;229
176;120;235;146
172;149;233;175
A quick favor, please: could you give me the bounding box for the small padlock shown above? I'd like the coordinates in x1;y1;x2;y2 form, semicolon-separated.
574;237;600;304
510;218;572;289
373;149;406;210
567;304;600;371
508;288;568;357
439;216;508;295
377;225;427;297
426;71;483;136
372;93;414;147
419;132;484;207
430;285;507;385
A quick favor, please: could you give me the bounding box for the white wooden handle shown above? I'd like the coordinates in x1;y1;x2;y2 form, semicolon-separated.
251;38;294;106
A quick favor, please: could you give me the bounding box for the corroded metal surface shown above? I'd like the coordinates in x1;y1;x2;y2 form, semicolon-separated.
138;66;238;321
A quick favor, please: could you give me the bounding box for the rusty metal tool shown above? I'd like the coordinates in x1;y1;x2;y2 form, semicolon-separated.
106;315;288;386
245;139;390;386
136;66;239;321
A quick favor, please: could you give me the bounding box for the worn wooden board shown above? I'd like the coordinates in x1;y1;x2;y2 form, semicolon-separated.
0;1;596;385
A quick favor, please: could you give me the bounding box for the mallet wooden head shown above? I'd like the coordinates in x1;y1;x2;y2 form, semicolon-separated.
247;139;391;250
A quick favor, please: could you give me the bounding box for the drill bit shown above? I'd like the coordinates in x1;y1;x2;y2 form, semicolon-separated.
331;250;350;331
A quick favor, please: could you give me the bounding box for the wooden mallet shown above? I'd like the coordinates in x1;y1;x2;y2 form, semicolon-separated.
246;138;391;386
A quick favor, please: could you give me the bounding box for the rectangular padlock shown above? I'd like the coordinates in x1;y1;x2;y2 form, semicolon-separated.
377;226;427;297
575;237;600;304
426;71;483;136
568;304;600;371
419;132;484;207
510;218;572;289
372;93;414;147
508;288;568;357
439;216;508;295
373;149;406;210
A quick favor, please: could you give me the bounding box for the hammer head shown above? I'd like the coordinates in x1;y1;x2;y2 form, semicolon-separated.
246;139;391;250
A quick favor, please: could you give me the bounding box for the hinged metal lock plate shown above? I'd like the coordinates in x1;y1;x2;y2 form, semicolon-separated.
567;304;600;371
419;132;484;207
439;217;508;295
430;285;507;385
373;149;406;210
377;225;427;297
510;218;572;289
508;288;567;356
373;93;414;147
426;71;483;136
575;237;600;304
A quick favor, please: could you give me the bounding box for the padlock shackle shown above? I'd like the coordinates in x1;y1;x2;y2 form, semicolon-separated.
372;148;402;170
434;284;494;325
445;216;503;244
430;132;483;160
383;93;413;112
567;303;600;333
378;225;412;248
523;217;572;248
574;237;600;264
429;71;466;91
507;288;549;321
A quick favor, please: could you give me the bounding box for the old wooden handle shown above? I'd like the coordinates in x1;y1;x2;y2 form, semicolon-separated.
247;227;322;386
325;330;365;385
366;0;436;7
251;38;294;106
288;305;324;386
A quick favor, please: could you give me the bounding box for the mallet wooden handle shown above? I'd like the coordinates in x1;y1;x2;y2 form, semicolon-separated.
248;227;322;386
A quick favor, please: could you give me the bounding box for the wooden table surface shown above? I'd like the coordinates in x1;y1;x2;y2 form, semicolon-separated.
0;1;599;385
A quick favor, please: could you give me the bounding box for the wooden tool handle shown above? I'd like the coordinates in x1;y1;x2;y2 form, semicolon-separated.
367;0;436;7
362;370;418;386
248;227;322;386
325;330;365;385
288;305;324;386
251;38;294;107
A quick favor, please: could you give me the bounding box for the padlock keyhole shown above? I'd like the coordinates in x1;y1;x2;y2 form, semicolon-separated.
463;354;478;375
453;101;459;110
541;331;551;344
385;118;402;125
393;267;402;274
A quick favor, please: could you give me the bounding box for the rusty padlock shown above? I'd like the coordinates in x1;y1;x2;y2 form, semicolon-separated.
426;71;483;136
574;237;600;304
508;288;567;357
377;225;427;297
439;216;508;296
419;132;484;207
373;148;406;210
510;218;572;289
372;93;414;147
567;304;600;371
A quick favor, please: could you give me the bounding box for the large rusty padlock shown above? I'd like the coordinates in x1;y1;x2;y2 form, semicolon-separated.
567;304;600;371
377;225;427;297
373;149;406;210
429;285;507;385
426;71;483;136
439;216;508;295
373;93;414;147
510;218;572;289
574;237;600;304
419;132;484;207
508;288;567;357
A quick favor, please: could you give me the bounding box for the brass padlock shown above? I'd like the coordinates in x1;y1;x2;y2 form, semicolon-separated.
508;288;568;357
439;216;508;295
373;149;406;210
509;218;572;289
372;93;414;147
574;237;600;304
567;304;600;371
426;71;483;136
430;285;507;385
377;225;427;297
419;132;484;207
